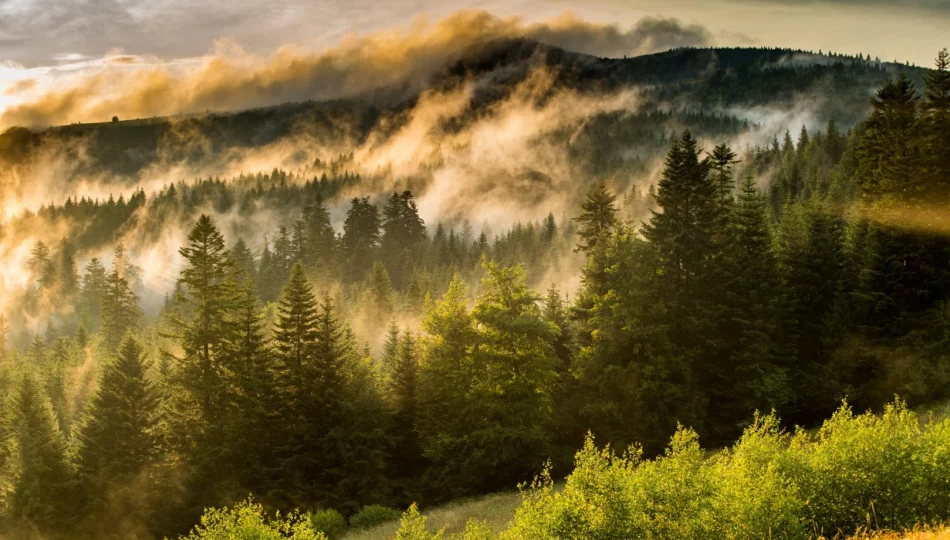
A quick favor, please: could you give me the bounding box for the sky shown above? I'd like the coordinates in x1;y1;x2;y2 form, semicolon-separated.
0;0;947;127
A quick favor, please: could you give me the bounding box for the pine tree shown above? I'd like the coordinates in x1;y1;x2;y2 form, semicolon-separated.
541;213;557;244
257;239;281;302
227;278;280;495
575;228;696;454
57;241;79;296
778;202;847;422
231;238;257;285
573;182;619;334
381;321;401;386
29;241;50;284
541;286;580;469
342;197;382;282
75;337;158;520
856;74;921;203
573;182;618;253
381;191;426;287
643;130;722;405
165;215;239;496
643;130;719;293
367;261;396;327
80;258;108;330
386;329;421;497
272;226;294;287
301;195;338;277
416;276;479;497
468;261;556;491
923;48;950;198
710;144;739;203
718;176;787;432
100;263;141;352
274;270;384;507
9;375;74;531
273;263;319;376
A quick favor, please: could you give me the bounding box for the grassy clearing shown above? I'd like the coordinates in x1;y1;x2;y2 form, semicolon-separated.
343;491;524;540
849;527;950;539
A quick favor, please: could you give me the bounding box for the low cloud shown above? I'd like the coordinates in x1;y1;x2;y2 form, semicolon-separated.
0;10;712;129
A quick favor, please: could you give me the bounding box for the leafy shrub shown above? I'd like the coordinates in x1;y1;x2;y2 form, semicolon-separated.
350;504;402;529
309;508;347;539
178;498;323;539
390;400;950;539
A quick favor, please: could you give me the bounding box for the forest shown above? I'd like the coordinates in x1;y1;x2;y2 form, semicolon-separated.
0;44;948;539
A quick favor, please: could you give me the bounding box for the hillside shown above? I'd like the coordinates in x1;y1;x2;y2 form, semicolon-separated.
1;39;949;540
0;43;928;182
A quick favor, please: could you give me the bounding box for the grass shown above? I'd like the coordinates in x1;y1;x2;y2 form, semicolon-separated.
848;527;950;539
342;491;525;540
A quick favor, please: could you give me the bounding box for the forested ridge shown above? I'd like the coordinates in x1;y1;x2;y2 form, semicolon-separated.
0;47;948;539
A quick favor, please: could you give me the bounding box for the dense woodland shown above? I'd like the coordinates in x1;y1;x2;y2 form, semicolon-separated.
0;48;948;539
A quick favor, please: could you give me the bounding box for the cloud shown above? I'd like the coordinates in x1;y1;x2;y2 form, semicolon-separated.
740;0;950;10
0;10;713;129
526;13;712;58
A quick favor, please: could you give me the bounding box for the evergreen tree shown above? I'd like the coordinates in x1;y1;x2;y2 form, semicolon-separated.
273;263;319;376
342;197;382;282
718;176;787;431
28;241;50;285
710;143;740;202
468;262;556;490
778;202;847;422
301;195;338;277
386;329;422;498
100;263;141;352
416;276;478;498
381;191;426;287
79;258;108;330
576;228;696;454
257;240;281;302
642;130;724;439
165;215;239;501
9;375;73;531
923;49;950;200
57;241;79;297
366;261;396;327
75;337;158;528
231;238;257;285
381;321;401;385
227;278;280;496
573;182;618;254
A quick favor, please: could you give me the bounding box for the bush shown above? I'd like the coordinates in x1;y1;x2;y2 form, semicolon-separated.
389;399;950;540
178;498;323;539
309;509;347;539
350;504;402;529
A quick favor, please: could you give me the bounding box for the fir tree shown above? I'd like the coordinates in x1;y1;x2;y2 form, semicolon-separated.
342;197;382;282
75;337;159;518
79;258;108;330
9;375;74;530
100;263;141;352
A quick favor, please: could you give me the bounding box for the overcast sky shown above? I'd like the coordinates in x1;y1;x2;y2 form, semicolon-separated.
0;0;946;67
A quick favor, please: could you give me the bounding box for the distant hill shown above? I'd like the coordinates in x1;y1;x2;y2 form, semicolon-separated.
0;41;930;184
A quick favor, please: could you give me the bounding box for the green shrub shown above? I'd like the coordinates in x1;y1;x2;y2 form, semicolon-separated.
396;399;950;540
178;498;323;539
309;508;347;539
350;504;402;529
